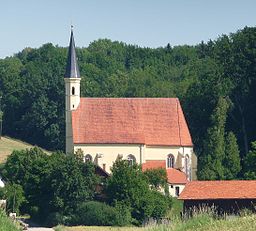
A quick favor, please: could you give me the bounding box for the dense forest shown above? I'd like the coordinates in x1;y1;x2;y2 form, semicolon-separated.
0;26;256;180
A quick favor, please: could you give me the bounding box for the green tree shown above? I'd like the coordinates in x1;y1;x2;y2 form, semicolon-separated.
46;152;99;214
2;148;99;221
106;159;148;207
223;132;241;179
106;159;170;223
198;97;229;180
218;27;256;156
243;141;256;179
143;168;167;190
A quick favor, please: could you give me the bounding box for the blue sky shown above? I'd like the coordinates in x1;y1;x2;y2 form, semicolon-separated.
1;0;256;58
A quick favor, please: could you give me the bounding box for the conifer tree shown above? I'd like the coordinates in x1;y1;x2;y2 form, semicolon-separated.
244;141;256;179
198;97;229;180
223;132;241;179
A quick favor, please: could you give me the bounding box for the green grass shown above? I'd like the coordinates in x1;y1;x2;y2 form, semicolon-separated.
54;225;146;231
0;136;50;163
149;214;256;231
54;214;256;231
0;209;21;231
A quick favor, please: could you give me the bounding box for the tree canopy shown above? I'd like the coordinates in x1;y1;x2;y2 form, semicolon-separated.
105;159;171;223
1;147;99;223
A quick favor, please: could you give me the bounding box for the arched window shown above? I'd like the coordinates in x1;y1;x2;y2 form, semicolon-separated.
167;154;175;168
185;155;189;177
84;154;92;163
72;87;75;95
127;154;136;166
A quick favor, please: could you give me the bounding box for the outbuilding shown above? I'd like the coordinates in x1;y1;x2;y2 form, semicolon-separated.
166;168;188;197
142;162;188;197
178;180;256;216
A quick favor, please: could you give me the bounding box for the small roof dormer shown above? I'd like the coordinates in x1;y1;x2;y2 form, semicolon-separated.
65;26;80;78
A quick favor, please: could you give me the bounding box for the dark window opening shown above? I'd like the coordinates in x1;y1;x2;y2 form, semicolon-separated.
175;186;180;196
72;87;75;95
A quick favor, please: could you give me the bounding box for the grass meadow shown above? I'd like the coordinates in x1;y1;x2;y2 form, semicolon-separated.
54;214;256;231
0;136;50;163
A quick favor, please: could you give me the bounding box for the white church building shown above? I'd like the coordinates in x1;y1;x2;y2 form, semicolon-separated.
64;30;196;196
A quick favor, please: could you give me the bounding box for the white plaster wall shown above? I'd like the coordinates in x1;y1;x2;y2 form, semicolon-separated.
168;184;186;197
74;144;142;173
65;77;80;154
64;78;80;111
73;144;194;177
145;146;193;174
145;146;181;162
65;111;74;154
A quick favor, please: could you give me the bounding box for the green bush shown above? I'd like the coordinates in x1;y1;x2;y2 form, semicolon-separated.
134;190;171;223
74;201;120;226
150;190;171;219
46;201;132;227
113;201;132;226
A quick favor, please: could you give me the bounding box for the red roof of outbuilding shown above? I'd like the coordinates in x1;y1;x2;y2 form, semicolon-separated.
178;180;256;200
141;161;188;184
166;168;188;184
141;160;166;171
72;98;193;146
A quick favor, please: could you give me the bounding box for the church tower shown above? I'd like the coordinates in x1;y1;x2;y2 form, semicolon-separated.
64;27;81;153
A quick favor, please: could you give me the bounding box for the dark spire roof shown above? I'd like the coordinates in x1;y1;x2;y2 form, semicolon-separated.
65;27;80;78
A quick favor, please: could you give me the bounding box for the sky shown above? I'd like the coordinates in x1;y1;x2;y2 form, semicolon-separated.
1;0;256;58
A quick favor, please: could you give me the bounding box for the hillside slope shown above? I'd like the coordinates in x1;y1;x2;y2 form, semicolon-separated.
0;136;49;163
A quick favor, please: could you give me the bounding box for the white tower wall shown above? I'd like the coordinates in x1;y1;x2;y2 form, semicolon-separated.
65;78;80;154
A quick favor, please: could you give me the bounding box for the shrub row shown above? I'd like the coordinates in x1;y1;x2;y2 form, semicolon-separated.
46;201;132;227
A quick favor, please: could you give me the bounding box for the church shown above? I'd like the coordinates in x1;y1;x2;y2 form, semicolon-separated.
64;29;196;196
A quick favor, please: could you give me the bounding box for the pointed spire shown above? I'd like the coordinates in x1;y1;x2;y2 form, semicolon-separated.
65;26;80;78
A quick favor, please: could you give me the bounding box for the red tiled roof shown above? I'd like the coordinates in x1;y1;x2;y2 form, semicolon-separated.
141;161;187;184
72;98;193;146
166;168;188;184
142;160;166;171
178;181;256;200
